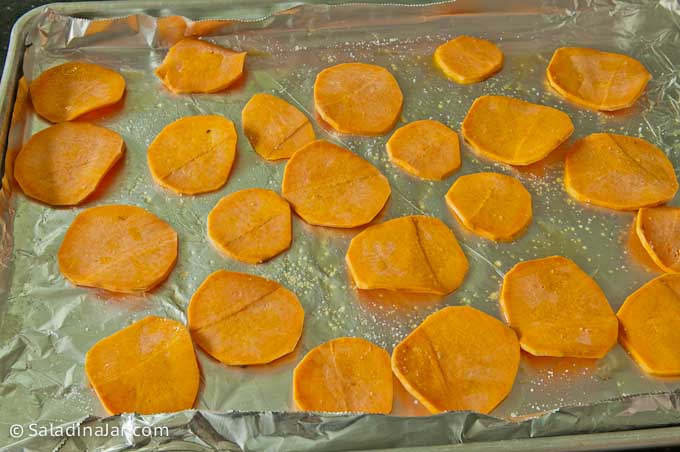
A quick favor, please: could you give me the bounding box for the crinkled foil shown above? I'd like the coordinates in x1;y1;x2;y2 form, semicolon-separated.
2;0;680;450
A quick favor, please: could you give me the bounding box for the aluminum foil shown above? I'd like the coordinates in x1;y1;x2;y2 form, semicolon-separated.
2;0;680;450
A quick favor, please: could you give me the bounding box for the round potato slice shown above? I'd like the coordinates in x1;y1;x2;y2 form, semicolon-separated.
14;122;124;206
314;63;403;135
242;93;315;160
58;205;178;293
188;270;304;366
386;120;461;180
155;38;246;94
445;172;532;241
392;306;519;414
85;316;199;415
282;140;390;228
148;115;237;195
500;256;618;358
635;207;680;273
29;61;125;123
564;133;678;211
434;35;503;84
346;215;468;295
207;189;292;264
547;47;651;111
293;337;392;413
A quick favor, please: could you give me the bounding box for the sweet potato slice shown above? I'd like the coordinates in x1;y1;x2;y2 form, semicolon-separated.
346;215;468;295
85;316;199;415
434;36;503;84
58;205;178;293
293;337;392;413
618;274;680;376
148;115;237;195
392;306;519;414
461;95;574;166
155;38;246;94
314;63;403;135
564;133;678;211
635;207;680;273
282;140;390;228
207;189;291;264
547;47;651;111
14;122;124;206
445;172;532;241
242;93;315;160
29;61;125;123
188;270;304;365
500;256;618;358
386;120;461;180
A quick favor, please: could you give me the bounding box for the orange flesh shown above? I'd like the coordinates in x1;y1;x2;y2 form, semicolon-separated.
635;207;680;273
434;35;503;84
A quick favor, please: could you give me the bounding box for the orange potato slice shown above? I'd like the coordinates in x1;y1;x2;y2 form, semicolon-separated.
434;35;503;84
346;215;468;295
14;122;124;206
564;133;678;211
386;119;461;180
155;38;246;94
293;337;392;413
148;115;237;195
314;63;403;135
282;140;390;228
461;95;574;166
58;205;178;293
500;256;618;358
29;62;125;123
242;93;316;161
547;47;651;111
207;189;291;264
188;270;304;365
618;274;680;376
445;172;532;241
635;207;680;273
85;316;199;415
392;306;519;414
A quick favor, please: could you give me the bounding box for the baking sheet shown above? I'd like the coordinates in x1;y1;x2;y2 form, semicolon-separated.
2;0;680;450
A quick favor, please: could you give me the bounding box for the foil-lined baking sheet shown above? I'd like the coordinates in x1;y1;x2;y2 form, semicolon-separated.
2;0;680;450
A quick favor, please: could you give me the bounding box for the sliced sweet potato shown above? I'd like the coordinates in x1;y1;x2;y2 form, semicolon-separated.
14;122;124;206
564;133;678;211
461;95;573;166
85;316;199;414
500;256;618;358
293;337;392;413
434;35;503;84
346;215;468;295
635;207;680;273
282;140;390;228
207;188;291;264
58;205;178;293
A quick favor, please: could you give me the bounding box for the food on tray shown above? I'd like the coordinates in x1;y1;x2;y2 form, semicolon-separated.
188;270;304;365
85;316;199;414
346;215;468;295
314;62;403;135
618;274;680;376
207;188;291;264
386;119;461;180
500;256;618;358
58;205;178;293
461;95;574;166
445;172;532;242
635;207;680;273
293;337;392;413
282;140;390;228
155;38;246;94
14;122;124;206
392;306;520;414
29;61;125;123
547;47;651;111
434;35;503;84
148;115;237;195
564;133;678;211
242;93;316;160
